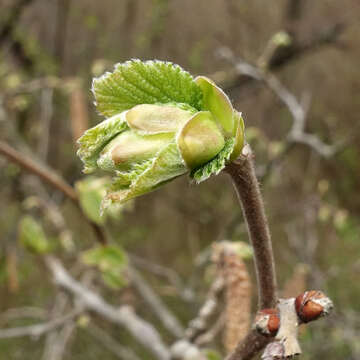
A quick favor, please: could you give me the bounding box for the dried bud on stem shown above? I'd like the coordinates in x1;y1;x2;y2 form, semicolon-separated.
254;308;280;336
260;291;334;360
295;290;333;323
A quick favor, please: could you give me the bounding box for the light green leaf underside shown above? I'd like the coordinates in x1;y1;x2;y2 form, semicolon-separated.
112;159;155;188
77;113;128;173
191;138;235;183
195;76;234;135
93;60;203;117
229;111;245;161
103;142;187;207
126;103;194;134
98;130;174;172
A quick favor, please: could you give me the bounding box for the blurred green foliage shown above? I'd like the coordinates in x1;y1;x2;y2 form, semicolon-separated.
18;215;51;254
0;0;359;359
82;245;128;289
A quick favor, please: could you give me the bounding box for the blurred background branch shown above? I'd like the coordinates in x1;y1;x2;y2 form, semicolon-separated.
0;0;359;359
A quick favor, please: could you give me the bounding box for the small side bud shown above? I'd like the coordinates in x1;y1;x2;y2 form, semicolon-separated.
254;309;280;336
295;290;333;323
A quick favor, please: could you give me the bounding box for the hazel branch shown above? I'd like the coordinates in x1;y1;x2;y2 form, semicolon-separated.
0;141;106;245
45;256;171;360
258;291;333;359
218;48;340;159
128;267;184;338
224;146;277;360
0;308;82;339
225;147;277;310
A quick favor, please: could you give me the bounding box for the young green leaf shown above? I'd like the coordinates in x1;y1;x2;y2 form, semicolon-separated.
19;215;50;254
75;176;128;224
75;177;108;225
77;60;246;205
105;142;187;207
93;60;203;117
77;112;129;173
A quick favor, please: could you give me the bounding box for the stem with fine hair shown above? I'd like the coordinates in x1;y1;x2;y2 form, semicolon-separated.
224;146;277;360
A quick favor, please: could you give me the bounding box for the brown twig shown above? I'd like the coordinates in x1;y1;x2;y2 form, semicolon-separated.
85;324;141;360
0;141;107;245
0;308;82;339
185;276;224;342
211;21;345;94
227;330;270;360
224;146;277;360
218;48;339;159
0;141;77;201
225;149;277;309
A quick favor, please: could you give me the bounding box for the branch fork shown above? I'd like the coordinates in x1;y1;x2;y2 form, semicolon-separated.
225;145;333;360
257;291;333;359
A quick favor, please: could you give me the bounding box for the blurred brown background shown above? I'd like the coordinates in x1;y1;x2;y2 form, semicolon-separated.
0;0;359;359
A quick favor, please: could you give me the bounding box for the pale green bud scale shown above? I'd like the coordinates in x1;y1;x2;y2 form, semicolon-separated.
177;111;225;169
126;104;194;134
230;111;245;161
195;76;235;135
98;130;173;171
104;142;187;207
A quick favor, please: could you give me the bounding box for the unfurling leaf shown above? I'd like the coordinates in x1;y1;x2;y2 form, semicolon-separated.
75;176;127;224
92;60;203;117
77;60;246;207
